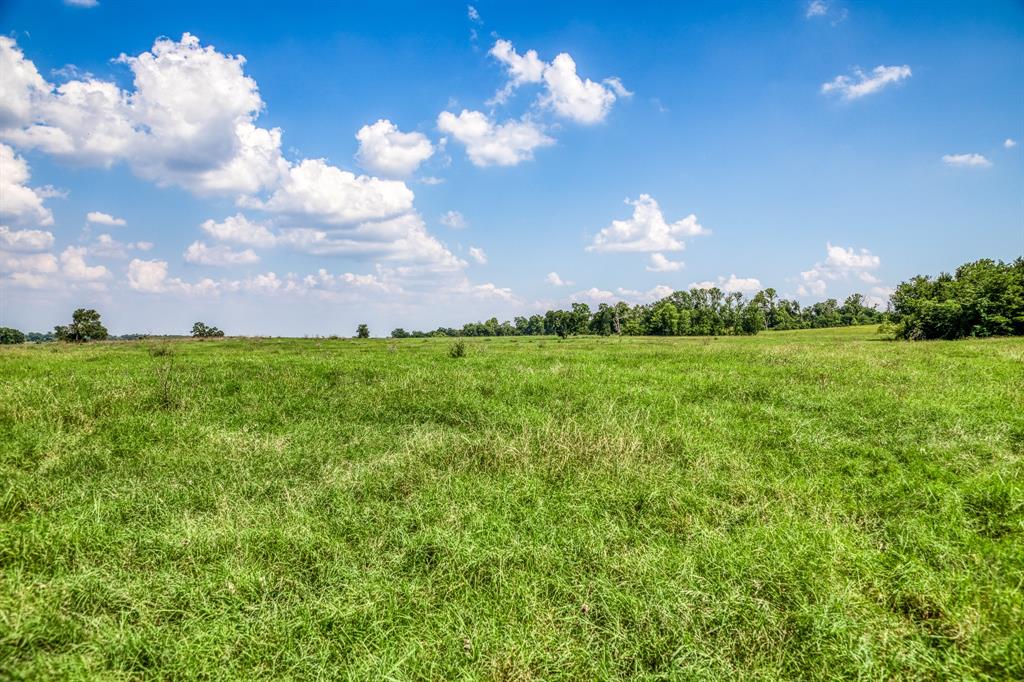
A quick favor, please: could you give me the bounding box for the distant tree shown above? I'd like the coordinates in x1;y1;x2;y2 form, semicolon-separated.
0;327;26;344
26;331;55;342
356;324;370;339
390;328;409;338
54;308;108;342
191;322;224;338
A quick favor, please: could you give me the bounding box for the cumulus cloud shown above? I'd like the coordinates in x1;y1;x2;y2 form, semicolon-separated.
184;241;260;266
86;211;126;226
0;144;55;226
60;246;110;281
0;34;288;196
1005;138;1017;149
689;274;762;293
355;119;434;177
822;65;911;100
0;225;54;252
200;213;277;248
798;243;881;296
546;271;572;286
588;194;708;253
439;210;467;229
488;39;629;123
241;158;414;225
1;34;479;287
468;245;487;264
437;109;553;167
942;153;991;168
646;252;683;272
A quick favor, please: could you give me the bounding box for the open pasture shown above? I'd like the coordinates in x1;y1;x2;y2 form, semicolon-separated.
1;327;1022;679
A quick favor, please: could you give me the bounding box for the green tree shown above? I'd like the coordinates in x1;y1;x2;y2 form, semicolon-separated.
648;300;680;335
356;324;370;339
191;322;224;338
0;327;26;344
54;308;108;342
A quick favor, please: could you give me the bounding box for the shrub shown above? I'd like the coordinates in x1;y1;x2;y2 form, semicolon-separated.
448;339;467;358
0;327;26;345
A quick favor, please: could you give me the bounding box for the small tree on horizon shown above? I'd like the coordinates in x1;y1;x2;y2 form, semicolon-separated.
356;324;370;339
191;322;225;338
54;309;108;343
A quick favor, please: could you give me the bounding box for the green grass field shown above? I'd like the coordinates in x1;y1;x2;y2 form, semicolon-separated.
1;326;1021;679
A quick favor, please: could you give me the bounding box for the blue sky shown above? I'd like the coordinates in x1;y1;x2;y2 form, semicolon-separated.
0;0;1021;335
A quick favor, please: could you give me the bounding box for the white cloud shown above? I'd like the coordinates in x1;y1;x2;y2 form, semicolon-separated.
277;213;466;271
355;119;434;177
0;225;54;252
1005;138;1017;149
0;38;50;129
1;34;288;196
0;144;55;226
242;158;414;224
546;271;572;286
59;246;109;282
200;213;277;248
541;53;619;124
65;0;99;7
468;245;487;264
588;194;708;253
437;109;553;167
86;211;126;226
571;284;673;305
439;210;467;229
467;5;481;23
942;153;992;168
646;252;683;272
689;274;762;294
87;233;152;259
806;1;828;17
798;243;881;297
488;39;628;124
488;40;546;105
184;241;260;266
822;65;911;100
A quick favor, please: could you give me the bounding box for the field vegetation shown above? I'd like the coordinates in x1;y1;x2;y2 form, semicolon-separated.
1;326;1021;679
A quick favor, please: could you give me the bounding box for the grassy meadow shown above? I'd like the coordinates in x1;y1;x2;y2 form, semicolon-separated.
1;326;1022;679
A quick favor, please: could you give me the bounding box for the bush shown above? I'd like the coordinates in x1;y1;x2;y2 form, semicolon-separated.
448;340;467;358
0;327;26;345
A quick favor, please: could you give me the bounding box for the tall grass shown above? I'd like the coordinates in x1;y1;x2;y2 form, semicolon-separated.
0;326;1021;679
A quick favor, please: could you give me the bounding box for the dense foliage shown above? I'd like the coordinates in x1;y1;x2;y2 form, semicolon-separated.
0;327;26;344
889;258;1024;340
356;324;370;339
391;288;884;339
191;322;225;338
53;308;108;343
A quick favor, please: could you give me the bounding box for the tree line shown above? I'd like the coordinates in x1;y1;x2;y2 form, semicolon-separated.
391;289;885;339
